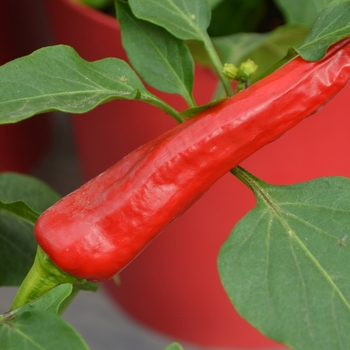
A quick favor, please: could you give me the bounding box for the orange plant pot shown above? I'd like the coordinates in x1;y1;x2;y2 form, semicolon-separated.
43;0;350;348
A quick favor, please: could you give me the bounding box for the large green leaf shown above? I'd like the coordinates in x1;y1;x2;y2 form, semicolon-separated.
0;285;93;348
219;168;350;349
0;309;89;350
274;0;333;25
116;0;195;106
128;0;233;96
0;45;172;124
296;0;350;60
0;173;60;286
128;0;211;41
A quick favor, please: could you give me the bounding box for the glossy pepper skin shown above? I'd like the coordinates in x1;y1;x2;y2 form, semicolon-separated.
35;38;350;282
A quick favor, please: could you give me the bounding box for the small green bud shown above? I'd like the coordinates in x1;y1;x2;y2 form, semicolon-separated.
222;63;239;80
239;59;258;79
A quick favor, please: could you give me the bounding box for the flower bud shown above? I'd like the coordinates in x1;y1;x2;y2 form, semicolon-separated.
222;63;239;80
239;59;258;79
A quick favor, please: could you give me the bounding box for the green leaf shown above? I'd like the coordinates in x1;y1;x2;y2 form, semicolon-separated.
164;343;183;350
0;310;89;350
116;0;195;106
214;33;268;67
128;0;234;96
16;284;74;315
0;173;60;287
0;45;166;124
219;168;350;349
208;0;225;10
274;0;333;25
0;201;38;226
128;0;211;41
296;0;350;61
0;174;59;212
208;0;267;37
0;212;37;287
13;283;94;316
0;173;60;224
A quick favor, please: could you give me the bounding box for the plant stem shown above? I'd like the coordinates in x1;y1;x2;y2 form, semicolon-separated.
185;93;197;109
10;246;95;310
142;95;185;123
230;166;265;194
202;35;234;97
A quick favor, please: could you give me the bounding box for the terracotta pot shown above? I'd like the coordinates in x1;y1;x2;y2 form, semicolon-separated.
42;0;350;347
0;0;52;172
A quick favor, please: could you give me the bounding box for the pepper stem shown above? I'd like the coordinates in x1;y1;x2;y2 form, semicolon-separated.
10;246;97;311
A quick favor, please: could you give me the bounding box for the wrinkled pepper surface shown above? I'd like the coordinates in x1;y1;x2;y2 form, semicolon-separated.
35;38;350;282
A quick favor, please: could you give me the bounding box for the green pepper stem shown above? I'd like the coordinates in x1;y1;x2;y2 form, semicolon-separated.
10;246;95;311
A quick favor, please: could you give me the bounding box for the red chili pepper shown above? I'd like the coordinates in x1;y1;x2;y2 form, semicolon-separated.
34;38;350;282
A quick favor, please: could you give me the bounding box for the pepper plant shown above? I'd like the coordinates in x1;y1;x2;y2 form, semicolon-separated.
1;0;350;349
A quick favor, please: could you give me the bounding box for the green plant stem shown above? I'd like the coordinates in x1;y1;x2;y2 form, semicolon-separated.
202;35;234;97
184;92;197;109
231;166;264;194
143;95;185;123
10;246;96;310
